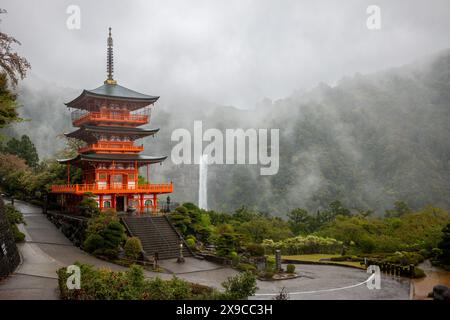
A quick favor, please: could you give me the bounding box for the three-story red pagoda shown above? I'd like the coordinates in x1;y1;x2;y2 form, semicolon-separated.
51;28;172;213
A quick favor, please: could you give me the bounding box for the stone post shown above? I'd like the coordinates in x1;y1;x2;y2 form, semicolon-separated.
275;249;282;272
177;239;185;263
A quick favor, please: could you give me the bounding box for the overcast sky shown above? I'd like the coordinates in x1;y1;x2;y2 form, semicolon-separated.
2;0;450;108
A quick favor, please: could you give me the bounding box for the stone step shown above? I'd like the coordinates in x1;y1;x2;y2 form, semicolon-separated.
121;215;192;259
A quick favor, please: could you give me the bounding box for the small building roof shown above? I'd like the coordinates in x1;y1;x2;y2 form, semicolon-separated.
65;125;159;143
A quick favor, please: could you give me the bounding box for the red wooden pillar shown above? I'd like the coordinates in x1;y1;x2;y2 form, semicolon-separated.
134;161;138;186
99;194;103;211
152;194;157;213
140;194;144;214
112;194;116;210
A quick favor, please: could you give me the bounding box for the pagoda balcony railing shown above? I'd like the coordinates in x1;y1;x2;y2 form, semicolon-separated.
78;142;144;153
51;182;173;195
72;111;149;126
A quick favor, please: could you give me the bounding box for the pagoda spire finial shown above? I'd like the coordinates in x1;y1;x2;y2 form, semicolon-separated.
105;27;117;85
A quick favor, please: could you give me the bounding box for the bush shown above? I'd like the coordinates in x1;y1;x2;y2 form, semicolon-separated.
93;248;119;260
259;270;274;280
286;264;296;274
413;267;426;278
266;256;276;271
5;204;26;242
83;234;105;253
220;271;258;299
124;237;143;260
101;220;126;249
10;223;25;242
57;263;195;300
83;215;126;259
58;263;261;300
246;243;265;257
5;204;25;225
262;235;343;255
186;238;196;249
236;263;257;273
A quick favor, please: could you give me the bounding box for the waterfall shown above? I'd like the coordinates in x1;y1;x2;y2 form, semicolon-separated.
199;154;208;210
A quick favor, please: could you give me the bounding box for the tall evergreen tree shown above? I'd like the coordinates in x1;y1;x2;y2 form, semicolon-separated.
4;134;39;167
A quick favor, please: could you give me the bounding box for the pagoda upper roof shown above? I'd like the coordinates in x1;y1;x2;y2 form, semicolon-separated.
65;125;159;143
57;153;167;167
66;83;160;110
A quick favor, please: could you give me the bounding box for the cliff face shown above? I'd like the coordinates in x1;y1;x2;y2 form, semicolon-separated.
0;198;20;278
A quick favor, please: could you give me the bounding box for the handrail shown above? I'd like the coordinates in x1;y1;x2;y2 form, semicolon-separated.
51;182;173;194
73;111;149;125
78;142;144;153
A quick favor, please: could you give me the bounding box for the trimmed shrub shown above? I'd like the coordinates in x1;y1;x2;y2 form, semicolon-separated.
78;197;100;217
262;235;343;255
236;263;257;273
124;237;143;260
5;204;25;242
259;270;274;280
413;267;426;278
186;238;196;249
83;214;126;259
83;234;105;253
286;264;296;274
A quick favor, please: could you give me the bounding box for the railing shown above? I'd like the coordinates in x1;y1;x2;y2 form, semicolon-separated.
78;142;144;153
51;182;173;194
72;111;149;126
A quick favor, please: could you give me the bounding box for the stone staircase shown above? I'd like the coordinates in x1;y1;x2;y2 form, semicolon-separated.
121;215;193;260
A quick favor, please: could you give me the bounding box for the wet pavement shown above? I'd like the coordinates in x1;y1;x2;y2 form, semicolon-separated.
252;264;410;300
0;200;410;300
412;260;450;299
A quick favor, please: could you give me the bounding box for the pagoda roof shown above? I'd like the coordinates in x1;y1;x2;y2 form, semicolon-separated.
66;83;159;110
65;125;159;143
57;153;167;167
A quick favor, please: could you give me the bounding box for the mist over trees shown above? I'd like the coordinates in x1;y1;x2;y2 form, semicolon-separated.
7;49;450;216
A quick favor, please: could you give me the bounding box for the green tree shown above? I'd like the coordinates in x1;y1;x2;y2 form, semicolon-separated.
4;135;39;167
237;217;292;243
287;208;314;235
0;73;21;128
328;200;351;217
438;223;450;265
0;9;31;129
385;200;412;218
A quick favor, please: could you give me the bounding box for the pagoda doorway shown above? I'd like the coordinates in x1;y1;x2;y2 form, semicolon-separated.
116;196;126;212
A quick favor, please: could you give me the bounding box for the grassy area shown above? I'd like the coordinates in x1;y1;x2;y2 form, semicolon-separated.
280;254;365;269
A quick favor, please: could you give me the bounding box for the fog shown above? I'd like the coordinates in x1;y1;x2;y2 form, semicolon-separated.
2;0;450;108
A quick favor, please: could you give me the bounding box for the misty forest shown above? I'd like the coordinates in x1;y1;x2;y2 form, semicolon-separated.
5;49;450;216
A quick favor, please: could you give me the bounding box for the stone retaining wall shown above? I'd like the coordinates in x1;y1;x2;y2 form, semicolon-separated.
45;210;88;247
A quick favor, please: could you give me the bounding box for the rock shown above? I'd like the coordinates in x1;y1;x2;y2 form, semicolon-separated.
432;285;450;300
